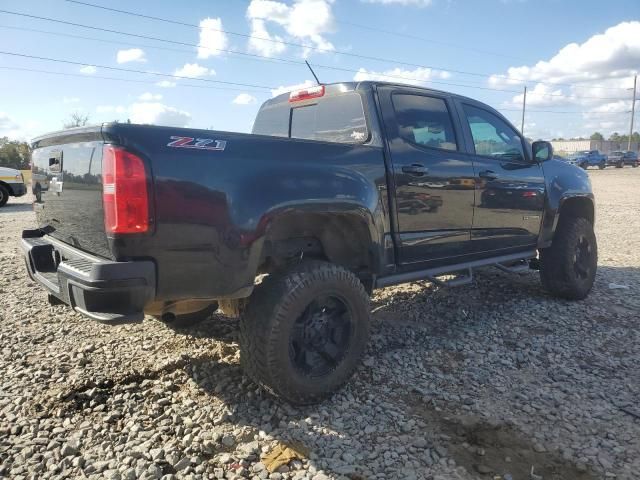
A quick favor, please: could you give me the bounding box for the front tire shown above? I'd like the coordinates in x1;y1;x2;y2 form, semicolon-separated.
617;161;624;168
240;260;370;405
598;162;605;170
0;185;9;207
539;217;597;300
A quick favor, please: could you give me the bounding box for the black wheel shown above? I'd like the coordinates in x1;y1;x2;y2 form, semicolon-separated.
157;303;218;329
598;162;605;170
539;216;597;300
581;162;588;170
633;162;638;168
0;185;8;207
239;260;370;405
616;161;623;168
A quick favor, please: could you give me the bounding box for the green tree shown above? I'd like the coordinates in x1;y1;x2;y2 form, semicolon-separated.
0;137;31;169
590;132;604;141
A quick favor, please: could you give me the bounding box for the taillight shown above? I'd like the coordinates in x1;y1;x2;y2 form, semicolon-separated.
289;85;325;102
102;145;149;234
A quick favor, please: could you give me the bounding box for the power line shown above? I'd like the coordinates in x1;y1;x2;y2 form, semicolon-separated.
0;11;630;102
0;66;269;93
0;51;275;90
60;0;632;92
0;65;630;118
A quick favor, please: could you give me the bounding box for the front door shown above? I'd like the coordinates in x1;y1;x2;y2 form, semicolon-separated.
456;101;546;252
378;87;476;266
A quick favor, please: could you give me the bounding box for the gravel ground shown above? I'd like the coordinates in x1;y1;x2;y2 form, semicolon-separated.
1;167;639;480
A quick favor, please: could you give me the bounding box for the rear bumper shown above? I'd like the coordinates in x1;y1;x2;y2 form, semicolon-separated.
11;183;27;197
21;229;156;324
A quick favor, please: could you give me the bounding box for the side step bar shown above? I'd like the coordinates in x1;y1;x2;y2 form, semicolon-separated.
375;250;537;289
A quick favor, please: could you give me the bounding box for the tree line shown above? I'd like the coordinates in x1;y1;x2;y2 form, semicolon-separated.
552;132;640;145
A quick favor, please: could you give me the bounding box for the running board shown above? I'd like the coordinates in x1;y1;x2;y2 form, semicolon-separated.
375;250;537;289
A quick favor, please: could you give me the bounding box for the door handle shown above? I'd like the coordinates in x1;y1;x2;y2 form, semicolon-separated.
479;170;498;180
402;164;428;176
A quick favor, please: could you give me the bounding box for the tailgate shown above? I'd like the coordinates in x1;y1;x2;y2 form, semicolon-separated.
31;127;112;259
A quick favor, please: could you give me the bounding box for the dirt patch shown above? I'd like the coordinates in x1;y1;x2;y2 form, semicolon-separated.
408;394;597;480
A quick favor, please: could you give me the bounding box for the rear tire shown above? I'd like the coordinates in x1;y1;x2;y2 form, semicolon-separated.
633;162;638;168
0;185;9;207
239;260;370;405
539;216;597;300
581;162;588;170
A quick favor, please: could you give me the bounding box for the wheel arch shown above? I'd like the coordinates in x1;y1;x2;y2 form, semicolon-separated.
0;180;14;196
259;209;382;287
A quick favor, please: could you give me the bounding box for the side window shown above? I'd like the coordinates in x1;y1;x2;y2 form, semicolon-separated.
463;104;525;162
392;94;457;151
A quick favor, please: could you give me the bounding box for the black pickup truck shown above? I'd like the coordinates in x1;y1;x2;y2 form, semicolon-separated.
23;81;597;404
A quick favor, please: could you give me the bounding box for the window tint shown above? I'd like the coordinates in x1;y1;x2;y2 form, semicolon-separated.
290;93;368;144
392;94;457;151
251;103;289;138
463;104;525;161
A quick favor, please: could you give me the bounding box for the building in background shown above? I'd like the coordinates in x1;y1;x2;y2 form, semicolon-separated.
551;140;639;156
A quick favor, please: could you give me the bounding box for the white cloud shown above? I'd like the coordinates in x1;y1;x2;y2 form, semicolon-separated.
492;21;639;136
129;102;191;127
271;79;314;97
490;21;640;87
232;93;258;105
353;67;451;86
246;0;335;58
0;113;40;140
79;65;97;75
138;92;163;101
63;97;80;104
197;17;229;59
96;105;126;114
156;80;177;88
116;48;146;64
173;63;215;79
360;0;432;6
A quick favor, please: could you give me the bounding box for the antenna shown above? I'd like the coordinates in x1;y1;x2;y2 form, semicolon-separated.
305;60;321;85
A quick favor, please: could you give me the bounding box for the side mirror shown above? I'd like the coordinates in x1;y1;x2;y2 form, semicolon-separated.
532;140;553;162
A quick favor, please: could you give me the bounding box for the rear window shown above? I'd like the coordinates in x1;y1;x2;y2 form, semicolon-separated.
252;92;368;144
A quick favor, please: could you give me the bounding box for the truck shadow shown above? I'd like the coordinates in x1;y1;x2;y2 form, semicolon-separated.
161;265;639;478
0;203;33;213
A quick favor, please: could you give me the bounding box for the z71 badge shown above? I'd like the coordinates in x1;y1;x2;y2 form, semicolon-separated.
167;136;227;151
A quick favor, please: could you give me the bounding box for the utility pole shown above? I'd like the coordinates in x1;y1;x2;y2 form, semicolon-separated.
629;75;637;151
521;85;527;136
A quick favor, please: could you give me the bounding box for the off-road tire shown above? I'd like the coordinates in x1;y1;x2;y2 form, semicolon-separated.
157;303;218;329
0;185;9;207
239;260;370;405
539;216;597;300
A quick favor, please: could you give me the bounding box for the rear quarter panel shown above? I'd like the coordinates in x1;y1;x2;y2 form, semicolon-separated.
104;124;389;301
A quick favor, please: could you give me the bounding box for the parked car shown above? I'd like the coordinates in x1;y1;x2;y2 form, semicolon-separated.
607;150;639;168
567;150;607;169
22;81;598;404
0;166;27;207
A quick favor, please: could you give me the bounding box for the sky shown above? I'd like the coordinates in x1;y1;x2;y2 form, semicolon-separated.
0;0;639;142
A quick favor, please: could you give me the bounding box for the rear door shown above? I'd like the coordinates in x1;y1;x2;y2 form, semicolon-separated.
455;100;545;252
377;86;475;266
